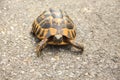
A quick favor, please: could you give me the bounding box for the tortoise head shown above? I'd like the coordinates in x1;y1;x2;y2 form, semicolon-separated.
53;34;63;43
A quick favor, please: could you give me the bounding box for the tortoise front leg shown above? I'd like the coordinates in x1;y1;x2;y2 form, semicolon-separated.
36;38;48;57
69;40;84;53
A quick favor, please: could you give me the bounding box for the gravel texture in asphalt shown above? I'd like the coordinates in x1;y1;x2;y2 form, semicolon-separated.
0;0;120;80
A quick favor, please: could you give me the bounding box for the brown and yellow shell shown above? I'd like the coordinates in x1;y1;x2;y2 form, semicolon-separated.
32;8;76;45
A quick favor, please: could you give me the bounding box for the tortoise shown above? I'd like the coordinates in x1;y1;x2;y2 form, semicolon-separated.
31;8;84;57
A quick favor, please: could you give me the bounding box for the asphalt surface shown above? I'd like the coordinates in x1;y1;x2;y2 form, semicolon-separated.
0;0;120;80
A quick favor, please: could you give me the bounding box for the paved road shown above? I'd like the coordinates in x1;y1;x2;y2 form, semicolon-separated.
0;0;120;80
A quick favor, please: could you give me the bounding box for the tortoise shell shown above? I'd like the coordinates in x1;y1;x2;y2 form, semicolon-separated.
32;8;76;45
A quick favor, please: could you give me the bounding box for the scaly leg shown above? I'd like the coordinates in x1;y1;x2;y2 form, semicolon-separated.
35;30;51;57
69;40;84;53
36;38;48;57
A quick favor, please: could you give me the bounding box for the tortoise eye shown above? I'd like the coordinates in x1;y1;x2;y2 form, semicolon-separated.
40;22;50;28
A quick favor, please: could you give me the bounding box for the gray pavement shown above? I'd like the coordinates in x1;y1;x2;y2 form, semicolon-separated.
0;0;120;80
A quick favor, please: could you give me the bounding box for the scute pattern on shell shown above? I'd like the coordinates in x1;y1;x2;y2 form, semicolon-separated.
32;8;76;45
